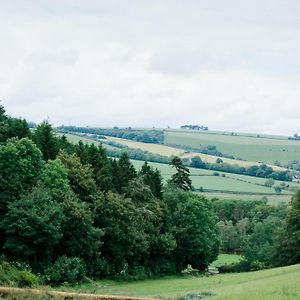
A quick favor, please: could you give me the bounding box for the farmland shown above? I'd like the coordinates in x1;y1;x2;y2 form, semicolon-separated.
132;159;300;202
104;136;286;171
60;132;299;202
56;263;300;300
164;129;300;166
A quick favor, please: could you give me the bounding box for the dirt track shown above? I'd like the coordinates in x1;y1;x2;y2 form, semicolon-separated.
0;287;155;300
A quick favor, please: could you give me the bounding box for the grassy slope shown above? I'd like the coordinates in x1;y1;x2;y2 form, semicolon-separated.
60;132;298;202
131;160;299;197
164;129;300;166
58;264;300;300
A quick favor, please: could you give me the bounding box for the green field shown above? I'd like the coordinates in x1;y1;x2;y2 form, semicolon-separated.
164;129;300;166
104;136;285;170
56;264;300;300
60;132;299;202
132;160;299;202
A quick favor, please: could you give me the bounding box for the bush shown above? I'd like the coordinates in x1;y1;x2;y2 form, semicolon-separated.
218;260;251;273
18;271;39;287
250;260;266;271
45;256;86;285
181;264;199;277
0;261;39;287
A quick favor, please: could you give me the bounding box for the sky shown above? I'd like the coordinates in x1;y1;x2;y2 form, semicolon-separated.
0;0;300;135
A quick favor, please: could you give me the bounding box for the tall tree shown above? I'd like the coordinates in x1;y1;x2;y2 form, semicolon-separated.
169;156;192;191
0;138;44;211
139;162;163;199
58;151;98;203
0;186;64;270
172;193;219;270
273;190;300;266
34;121;59;161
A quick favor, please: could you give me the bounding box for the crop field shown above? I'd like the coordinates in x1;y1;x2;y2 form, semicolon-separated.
105;136;284;170
132;160;299;202
164;129;300;166
56;264;300;300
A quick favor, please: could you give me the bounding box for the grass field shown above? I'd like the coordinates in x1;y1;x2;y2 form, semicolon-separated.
56;264;300;300
164;129;300;166
105;136;285;171
60;132;298;202
131;160;298;202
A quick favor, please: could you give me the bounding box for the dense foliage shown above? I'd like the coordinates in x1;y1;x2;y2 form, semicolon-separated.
1;104;299;284
0;105;219;284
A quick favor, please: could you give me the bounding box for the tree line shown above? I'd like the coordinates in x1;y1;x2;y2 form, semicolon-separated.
58;126;164;144
190;156;292;182
0;104;299;286
0;105;219;285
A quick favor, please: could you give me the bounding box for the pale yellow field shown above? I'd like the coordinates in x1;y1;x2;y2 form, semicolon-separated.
105;136;286;171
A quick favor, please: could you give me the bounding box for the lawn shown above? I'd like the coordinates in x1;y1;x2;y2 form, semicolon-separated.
56;264;300;300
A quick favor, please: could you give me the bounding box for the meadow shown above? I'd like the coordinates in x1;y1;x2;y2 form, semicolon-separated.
164;129;300;166
59;132;299;202
104;136;285;170
55;263;300;300
132;160;299;202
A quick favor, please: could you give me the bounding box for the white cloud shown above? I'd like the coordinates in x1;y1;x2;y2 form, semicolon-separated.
0;0;300;135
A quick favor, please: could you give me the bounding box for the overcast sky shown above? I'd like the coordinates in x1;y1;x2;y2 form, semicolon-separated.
1;0;300;135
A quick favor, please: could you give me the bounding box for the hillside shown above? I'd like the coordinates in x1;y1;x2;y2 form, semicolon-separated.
58;131;299;202
164;129;300;166
54;263;300;300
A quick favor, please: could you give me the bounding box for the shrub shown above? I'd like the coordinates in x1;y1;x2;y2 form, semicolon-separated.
45;256;86;285
218;260;251;273
250;260;266;271
181;264;199;277
0;261;39;287
18;271;39;287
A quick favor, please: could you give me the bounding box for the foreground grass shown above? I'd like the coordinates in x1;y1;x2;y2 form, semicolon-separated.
55;264;300;300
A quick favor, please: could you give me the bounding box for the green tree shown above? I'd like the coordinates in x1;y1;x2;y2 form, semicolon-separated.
0;187;64;270
58;151;97;203
173;193;219;270
273;190;300;266
244;216;283;267
169;156;192;191
139;162;163;199
6;118;31;140
93;192;149;275
112;152;136;193
0;138;43;211
34;121;59;161
39;159;71;202
56;196;103;267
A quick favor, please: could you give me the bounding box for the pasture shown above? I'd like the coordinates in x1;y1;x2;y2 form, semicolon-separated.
56;264;300;300
132;160;299;202
164;129;300;166
104;136;284;170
